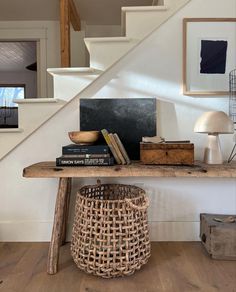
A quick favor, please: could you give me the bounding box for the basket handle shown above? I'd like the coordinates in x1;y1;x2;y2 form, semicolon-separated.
125;196;149;211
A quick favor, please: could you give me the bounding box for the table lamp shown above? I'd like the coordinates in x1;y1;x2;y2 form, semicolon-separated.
194;111;234;164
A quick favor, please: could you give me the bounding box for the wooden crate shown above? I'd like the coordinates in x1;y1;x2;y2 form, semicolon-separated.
140;142;194;165
200;213;236;260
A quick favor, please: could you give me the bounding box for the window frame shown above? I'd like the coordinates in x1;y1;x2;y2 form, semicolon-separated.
0;84;26;107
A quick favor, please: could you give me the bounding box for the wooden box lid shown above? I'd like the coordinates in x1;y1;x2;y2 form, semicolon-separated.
140;142;194;150
200;213;236;230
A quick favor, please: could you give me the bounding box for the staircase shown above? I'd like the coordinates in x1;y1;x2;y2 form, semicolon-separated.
0;0;190;160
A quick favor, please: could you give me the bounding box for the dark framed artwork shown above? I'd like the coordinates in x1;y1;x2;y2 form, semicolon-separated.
80;98;157;160
183;18;236;96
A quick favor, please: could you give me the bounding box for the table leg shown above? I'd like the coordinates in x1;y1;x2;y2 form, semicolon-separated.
47;177;69;275
61;178;72;246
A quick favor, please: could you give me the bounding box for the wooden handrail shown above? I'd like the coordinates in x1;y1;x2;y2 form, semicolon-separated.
60;0;81;67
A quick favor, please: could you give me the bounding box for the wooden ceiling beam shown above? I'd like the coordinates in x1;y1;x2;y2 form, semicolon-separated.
60;0;80;67
69;0;81;31
60;0;71;67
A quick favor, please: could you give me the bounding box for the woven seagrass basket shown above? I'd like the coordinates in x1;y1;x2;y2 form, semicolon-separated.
71;183;151;278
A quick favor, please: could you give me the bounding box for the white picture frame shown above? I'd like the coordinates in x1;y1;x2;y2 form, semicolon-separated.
183;18;236;96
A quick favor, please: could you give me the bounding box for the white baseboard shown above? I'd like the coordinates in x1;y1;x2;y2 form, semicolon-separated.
149;221;200;241
0;221;200;242
0;221;53;242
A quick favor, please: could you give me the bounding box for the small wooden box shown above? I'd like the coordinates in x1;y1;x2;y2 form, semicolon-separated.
200;213;236;260
140;142;194;165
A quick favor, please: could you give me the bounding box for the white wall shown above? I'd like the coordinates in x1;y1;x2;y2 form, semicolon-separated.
85;24;121;37
0;0;236;242
0;0;59;21
71;27;88;67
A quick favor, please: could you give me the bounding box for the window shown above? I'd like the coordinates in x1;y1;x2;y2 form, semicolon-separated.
0;84;25;128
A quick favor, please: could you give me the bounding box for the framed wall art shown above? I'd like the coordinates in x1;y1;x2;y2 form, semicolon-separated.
80;98;157;160
183;18;236;96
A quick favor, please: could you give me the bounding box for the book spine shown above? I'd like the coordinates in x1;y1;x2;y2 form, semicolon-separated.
108;133;126;165
62;146;109;155
113;133;131;164
56;157;114;166
101;129;122;164
61;154;110;158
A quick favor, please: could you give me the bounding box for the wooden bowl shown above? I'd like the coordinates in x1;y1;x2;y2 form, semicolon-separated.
68;131;100;144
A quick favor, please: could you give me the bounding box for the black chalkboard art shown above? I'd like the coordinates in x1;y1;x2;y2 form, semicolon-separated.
80;98;157;160
200;40;228;74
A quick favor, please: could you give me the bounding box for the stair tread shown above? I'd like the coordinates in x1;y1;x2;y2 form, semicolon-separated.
13;98;66;104
47;67;103;75
0;128;23;133
84;37;138;43
122;5;168;12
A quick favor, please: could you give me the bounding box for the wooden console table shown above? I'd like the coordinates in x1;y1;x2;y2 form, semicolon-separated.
23;161;236;275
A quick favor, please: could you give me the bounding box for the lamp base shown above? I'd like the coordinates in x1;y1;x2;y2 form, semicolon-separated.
204;134;223;164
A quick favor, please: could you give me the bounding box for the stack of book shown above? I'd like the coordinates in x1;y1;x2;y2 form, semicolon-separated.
56;129;131;167
101;129;131;165
56;144;114;166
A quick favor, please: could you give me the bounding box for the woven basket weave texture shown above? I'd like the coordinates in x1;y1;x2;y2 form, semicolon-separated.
71;183;151;278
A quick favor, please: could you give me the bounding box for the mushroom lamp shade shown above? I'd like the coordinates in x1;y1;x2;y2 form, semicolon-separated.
194;111;234;164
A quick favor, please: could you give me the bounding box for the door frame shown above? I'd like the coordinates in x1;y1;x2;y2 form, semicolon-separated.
0;23;48;98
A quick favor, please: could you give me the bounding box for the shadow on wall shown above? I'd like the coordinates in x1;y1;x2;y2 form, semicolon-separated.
91;67;233;160
96;72;226;112
66;177;200;241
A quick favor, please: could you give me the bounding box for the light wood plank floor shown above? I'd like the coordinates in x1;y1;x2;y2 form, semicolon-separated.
0;242;235;292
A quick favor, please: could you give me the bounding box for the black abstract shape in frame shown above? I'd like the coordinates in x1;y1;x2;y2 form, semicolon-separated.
200;40;228;74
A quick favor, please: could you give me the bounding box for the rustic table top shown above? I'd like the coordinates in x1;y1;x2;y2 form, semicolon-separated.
23;161;236;178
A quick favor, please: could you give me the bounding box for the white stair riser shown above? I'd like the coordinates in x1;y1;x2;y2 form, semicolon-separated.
17;102;64;129
52;74;99;100
123;0;190;38
124;10;170;39
85;40;137;71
